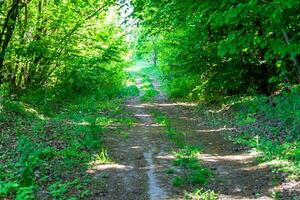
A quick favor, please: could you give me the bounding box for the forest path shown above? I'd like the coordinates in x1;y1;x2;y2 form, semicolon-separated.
87;62;286;200
87;62;176;200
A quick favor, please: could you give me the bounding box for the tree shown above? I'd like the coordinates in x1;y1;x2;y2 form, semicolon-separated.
132;0;300;99
0;0;128;92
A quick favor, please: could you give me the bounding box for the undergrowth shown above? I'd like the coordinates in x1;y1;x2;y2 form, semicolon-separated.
198;85;300;179
127;61;161;102
0;87;134;199
140;75;160;102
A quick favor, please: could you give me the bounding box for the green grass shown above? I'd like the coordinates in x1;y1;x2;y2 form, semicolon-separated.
151;110;170;126
0;90;132;199
119;131;130;139
151;110;187;147
122;74;140;97
184;188;218;200
140;75;160;102
173;146;211;186
198;85;300;178
150;110;212;188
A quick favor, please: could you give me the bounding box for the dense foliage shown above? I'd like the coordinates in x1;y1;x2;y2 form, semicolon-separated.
0;0;299;199
131;1;300;184
0;1;132;199
0;0;128;96
132;0;300;100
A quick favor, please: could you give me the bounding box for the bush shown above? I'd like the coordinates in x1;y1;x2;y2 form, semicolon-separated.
164;73;201;99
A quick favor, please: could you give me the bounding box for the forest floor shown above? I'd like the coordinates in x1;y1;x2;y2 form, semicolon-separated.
87;62;300;200
1;62;298;199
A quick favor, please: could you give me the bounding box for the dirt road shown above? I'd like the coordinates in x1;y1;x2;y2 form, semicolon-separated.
86;66;299;200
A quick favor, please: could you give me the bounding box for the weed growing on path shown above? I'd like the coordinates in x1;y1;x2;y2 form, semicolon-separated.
150;110;214;195
173;147;211;186
184;188;218;200
140;75;160;102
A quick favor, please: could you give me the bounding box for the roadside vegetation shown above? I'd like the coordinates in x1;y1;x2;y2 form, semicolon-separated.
0;93;131;199
133;0;300;187
198;85;300;179
1;0;299;199
0;1;133;199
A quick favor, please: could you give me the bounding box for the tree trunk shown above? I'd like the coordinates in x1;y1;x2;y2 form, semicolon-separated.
282;29;300;81
0;0;21;82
